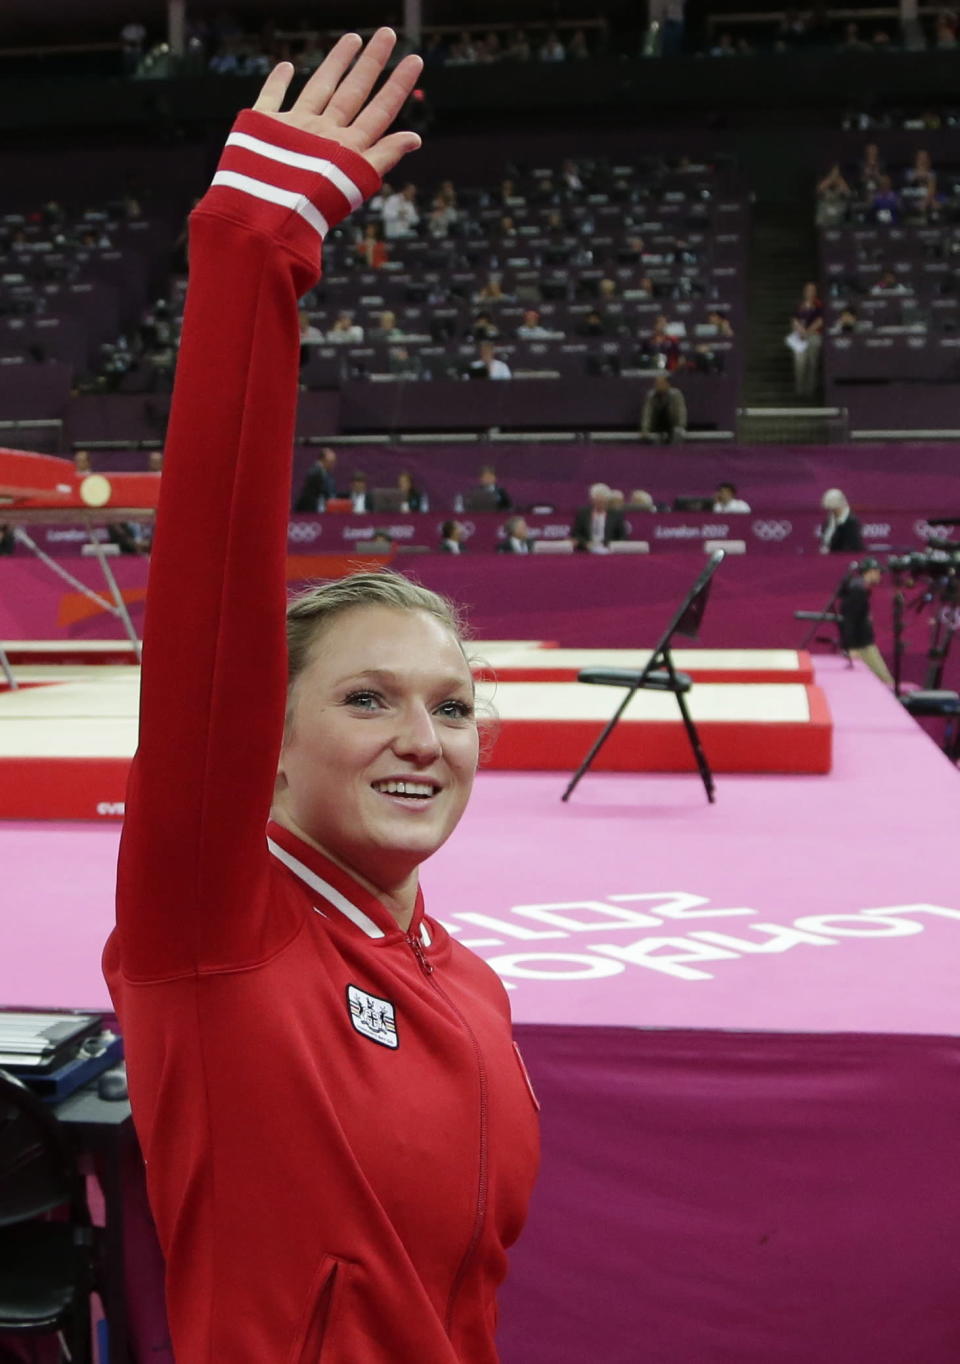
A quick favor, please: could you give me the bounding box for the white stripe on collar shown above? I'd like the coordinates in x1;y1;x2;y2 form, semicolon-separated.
267;837;384;939
267;837;431;947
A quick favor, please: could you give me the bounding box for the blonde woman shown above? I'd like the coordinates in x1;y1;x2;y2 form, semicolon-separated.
105;30;539;1363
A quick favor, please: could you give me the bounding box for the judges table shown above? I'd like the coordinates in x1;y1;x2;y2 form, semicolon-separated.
2;508;941;559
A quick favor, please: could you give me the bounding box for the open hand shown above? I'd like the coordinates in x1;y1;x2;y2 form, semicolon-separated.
252;28;423;178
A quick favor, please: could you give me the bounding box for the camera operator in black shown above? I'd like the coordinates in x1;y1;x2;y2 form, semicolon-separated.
839;557;894;686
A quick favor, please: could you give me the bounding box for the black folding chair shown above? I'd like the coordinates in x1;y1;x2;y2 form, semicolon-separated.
562;551;725;805
0;1070;96;1363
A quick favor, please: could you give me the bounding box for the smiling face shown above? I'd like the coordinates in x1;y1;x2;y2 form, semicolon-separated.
275;606;479;900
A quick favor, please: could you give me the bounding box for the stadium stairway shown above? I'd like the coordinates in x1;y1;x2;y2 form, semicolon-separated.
739;198;838;444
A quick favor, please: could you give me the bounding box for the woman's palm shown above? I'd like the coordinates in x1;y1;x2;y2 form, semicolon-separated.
253;29;423;178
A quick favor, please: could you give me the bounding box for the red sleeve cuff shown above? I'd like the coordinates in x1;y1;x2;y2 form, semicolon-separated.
200;109;382;265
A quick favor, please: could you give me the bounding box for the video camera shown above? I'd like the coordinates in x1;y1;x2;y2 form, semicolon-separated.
887;540;960;580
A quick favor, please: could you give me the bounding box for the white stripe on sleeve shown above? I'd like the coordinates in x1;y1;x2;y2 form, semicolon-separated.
210;170;329;239
225;130;364;210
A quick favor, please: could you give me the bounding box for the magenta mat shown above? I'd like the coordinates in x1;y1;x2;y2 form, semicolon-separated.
2;658;959;1362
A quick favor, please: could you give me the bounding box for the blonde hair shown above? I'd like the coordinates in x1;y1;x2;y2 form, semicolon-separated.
286;569;467;690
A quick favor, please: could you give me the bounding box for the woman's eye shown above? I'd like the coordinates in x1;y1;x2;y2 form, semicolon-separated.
438;699;474;720
344;690;383;710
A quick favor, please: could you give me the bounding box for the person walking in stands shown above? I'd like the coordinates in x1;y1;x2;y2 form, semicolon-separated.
819;487;864;554
790;281;824;396
641;374;687;443
103;32;539;1364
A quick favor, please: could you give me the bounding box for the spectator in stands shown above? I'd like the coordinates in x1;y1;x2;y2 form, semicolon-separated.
816;165;853;227
469;341;512;379
578;309;609;337
474;276;514;306
504;30;532;61
819;488;864;553
516;309;553;340
371;310;404;343
571;483;628;552
598;278;618;302
355;222;389;269
560;160;584;195
349;472;370;514
120;19;148;74
870;269;912;295
427;193;458;238
643;315;682;371
298;310;324;345
713;481;751;513
74;450;92;476
789;281;824;397
903;149;940;217
831;306;861;334
326;310;364;344
839;21;871;50
439;520;466;553
498;516;531;553
935;10;958;46
869;175;901;225
294;448;338;512
445;33;479;65
469;312;500;341
396;470;424;512
382;183;420;240
388;346;423;379
567;29;591;59
148;452;163;473
475;465;512;510
709;32;737;56
707;309;734;337
539;31;566;61
859;143;885;195
641;374;687;443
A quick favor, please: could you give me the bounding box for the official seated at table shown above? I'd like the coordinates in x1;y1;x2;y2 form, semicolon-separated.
571;482;628;553
497;515;531;553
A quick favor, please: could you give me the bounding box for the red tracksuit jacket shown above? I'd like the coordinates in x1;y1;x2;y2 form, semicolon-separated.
103;110;540;1364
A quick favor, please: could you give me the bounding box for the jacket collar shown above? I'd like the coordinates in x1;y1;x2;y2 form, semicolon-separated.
265;819;430;946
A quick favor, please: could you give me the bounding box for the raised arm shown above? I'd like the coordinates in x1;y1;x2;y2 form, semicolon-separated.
114;33;423;980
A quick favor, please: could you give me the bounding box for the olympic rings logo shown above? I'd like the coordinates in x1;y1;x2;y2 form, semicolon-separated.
288;521;322;543
751;520;793;542
915;519;956;542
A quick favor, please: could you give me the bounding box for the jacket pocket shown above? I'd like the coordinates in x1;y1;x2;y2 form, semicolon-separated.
291;1255;342;1364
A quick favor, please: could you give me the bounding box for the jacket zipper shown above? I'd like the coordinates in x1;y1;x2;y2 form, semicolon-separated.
406;929;434;974
404;923;489;1330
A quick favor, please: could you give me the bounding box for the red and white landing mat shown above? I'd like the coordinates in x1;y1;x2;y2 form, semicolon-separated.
485;680;831;774
472;646;814;684
0;640;141;666
0;665;832;819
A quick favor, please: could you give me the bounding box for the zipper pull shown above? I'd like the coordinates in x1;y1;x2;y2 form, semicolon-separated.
407;930;434;975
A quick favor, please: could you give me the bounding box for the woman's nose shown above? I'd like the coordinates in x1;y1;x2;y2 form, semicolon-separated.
392;705;442;762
